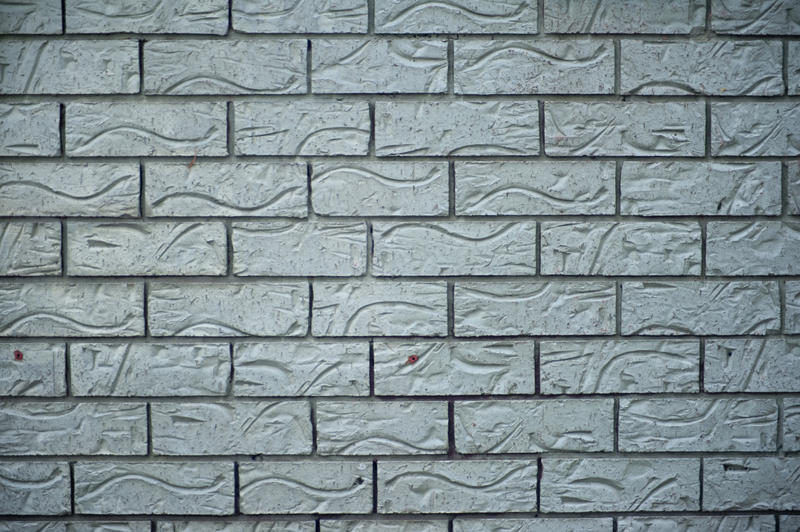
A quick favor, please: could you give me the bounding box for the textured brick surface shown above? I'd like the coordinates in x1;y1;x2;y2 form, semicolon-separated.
0;342;66;396
0;0;61;34
375;1;537;34
66;0;228;34
0;103;60;156
711;103;800;156
0;462;70;515
705;338;800;392
703;458;800;510
0;221;61;276
544;0;705;33
233;0;367;33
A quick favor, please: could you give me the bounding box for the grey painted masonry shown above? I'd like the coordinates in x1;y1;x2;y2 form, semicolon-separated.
0;0;799;530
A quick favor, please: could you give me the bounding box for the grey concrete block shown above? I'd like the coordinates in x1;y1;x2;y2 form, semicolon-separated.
151;400;312;455
233;221;366;276
0;523;63;532
239;461;372;514
782;517;800;532
373;221;536;276
312;162;448;216
376;101;539;156
0;40;139;94
375;0;538;34
711;103;800;156
0;221;61;276
66;102;228;156
621;281;780;336
313;39;447;93
618;516;775;532
790;161;800;214
322;521;448;532
544;0;706;33
0;342;66;396
0;402;147;455
455;399;614;453
159;523;315;532
145;162;307;218
788;282;800;333
70;343;230;396
148;282;308;337
0;103;60;156
783;398;800;451
233;0;367;33
455;281;615;336
0;0;61;34
540;458;700;512
378;460;537;513
145;39;306;94
235;101;370;155
454;518;613;532
541;221;701;275
540;339;699;394
456;161;615;215
790;42;800;95
707;221;800;275
75;462;234;515
703;458;800;510
66;0;228;34
455;40;614;94
0;163;140;217
621;40;783;95
619;398;777;452
67;221;227;276
312;281;447;336
705;338;800;392
620;161;782;216
0;462;70;515
0;281;144;337
545;102;705;156
68;524;150;532
373;341;535;396
711;0;800;34
234;341;369;396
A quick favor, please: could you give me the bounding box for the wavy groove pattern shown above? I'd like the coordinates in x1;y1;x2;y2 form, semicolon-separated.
0;462;70;515
711;102;800;156
232;0;367;33
67;0;228;34
544;0;705;33
0;221;61;276
376;0;537;33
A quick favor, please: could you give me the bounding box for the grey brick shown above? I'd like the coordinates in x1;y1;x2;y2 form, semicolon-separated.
233;221;366;276
152;400;312;455
75;462;234;515
312;281;447;337
159;523;315;532
545;102;705;156
0;402;147;455
541;221;701;276
455;161;615;216
0;342;66;396
373;341;535;396
145;162;307;218
322;521;447;532
540;458;700;512
239;461;372;514
782;517;800;532
378;460;537;513
68;221;226;276
790;42;800;94
543;0;706;33
789;282;800;333
454;518;613;532
0;523;63;532
703;458;800;510
148;282;308;337
235;101;370;155
66;0;228;34
0;281;144;337
707;221;800;275
621;281;780;336
69;524;149;532
313;39;447;93
540;339;699;395
711;103;800;156
66;102;227;157
233;0;367;33
619;398;777;452
790;161;800;215
455;40;614;94
0;162;139;217
70;343;230;396
705;338;800;392
0;462;70;515
0;103;60;156
783;398;800;451
455;399;614;453
376;101;539;156
0;40;138;94
317;400;447;455
620;161;782;216
375;0;538;34
618;516;775;532
312;162;448;216
0;0;61;34
144;40;305;95
455;281;615;336
0;222;61;276
711;0;800;34
373;221;536;276
621;40;783;96
234;341;369;397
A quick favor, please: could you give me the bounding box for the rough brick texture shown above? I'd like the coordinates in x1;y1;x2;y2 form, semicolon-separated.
0;0;797;529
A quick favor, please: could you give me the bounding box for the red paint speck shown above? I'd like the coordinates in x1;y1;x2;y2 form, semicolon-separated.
406;355;419;365
13;350;23;361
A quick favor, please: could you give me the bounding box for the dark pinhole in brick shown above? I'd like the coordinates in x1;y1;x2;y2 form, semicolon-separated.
354;476;364;486
13;350;23;361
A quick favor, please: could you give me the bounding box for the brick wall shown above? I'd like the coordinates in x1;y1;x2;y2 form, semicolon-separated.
1;0;799;530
